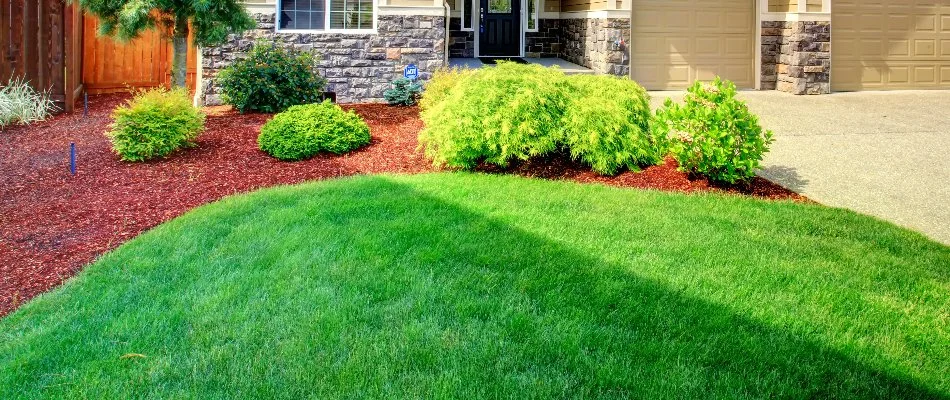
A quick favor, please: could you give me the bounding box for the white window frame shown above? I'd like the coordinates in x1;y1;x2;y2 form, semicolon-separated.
459;0;475;32
276;0;378;34
524;0;538;33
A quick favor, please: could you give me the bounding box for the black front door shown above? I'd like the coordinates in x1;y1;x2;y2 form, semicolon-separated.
479;0;521;56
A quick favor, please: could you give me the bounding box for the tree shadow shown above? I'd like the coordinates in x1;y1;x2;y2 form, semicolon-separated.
758;164;810;192
3;176;944;398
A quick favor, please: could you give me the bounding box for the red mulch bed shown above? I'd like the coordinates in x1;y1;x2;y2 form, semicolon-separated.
0;94;805;316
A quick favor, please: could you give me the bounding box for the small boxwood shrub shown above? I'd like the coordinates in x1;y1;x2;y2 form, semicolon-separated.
654;77;774;184
258;101;370;161
384;78;423;106
561;74;662;175
217;42;327;113
418;62;569;169
107;88;205;162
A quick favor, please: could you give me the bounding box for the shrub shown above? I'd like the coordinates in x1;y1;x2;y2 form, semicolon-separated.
561;75;663;175
107;88;205;162
418;67;473;112
654;77;773;184
418;62;569;169
217;42;327;113
0;76;58;129
384;78;423;106
258;101;370;161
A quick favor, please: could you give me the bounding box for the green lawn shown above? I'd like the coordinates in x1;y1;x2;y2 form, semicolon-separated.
2;173;948;399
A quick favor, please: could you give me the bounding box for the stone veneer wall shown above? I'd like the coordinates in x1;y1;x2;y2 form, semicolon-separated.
524;19;562;58
201;13;446;104
448;17;474;58
761;20;831;95
559;18;629;76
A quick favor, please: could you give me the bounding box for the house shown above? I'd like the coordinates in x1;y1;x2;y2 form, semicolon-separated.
198;0;949;104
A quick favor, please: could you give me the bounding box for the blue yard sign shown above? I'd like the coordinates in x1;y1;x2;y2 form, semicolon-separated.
403;64;419;81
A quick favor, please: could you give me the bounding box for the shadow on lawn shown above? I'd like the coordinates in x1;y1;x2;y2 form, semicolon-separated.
1;176;944;398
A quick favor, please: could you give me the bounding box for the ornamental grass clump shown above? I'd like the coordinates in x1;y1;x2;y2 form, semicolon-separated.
561;74;663;175
654;78;774;184
258;101;370;161
418;62;569;169
0;76;58;130
107;88;205;162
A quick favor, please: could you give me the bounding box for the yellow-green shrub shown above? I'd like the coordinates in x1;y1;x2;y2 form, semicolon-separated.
561;75;662;175
418;64;665;175
418;62;569;169
419;67;474;112
107;88;205;162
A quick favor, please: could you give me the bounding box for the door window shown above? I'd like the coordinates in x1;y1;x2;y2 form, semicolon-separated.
488;0;511;14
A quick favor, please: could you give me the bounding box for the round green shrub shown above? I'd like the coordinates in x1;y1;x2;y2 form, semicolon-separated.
418;62;569;169
561;75;664;175
107;88;205;162
258;101;371;161
654;78;774;184
217;42;327;114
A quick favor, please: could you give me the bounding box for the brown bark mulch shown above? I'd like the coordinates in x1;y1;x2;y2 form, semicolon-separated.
0;94;805;316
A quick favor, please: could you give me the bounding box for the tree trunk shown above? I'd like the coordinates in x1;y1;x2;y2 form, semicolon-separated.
171;15;189;89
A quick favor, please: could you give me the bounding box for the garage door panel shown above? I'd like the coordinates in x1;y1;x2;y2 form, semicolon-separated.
631;0;753;90
833;0;950;91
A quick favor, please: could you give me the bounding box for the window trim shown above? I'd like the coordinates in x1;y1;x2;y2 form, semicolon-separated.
276;0;379;34
524;0;538;33
459;0;475;32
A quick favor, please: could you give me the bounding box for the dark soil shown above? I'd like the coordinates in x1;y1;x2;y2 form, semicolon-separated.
0;94;805;316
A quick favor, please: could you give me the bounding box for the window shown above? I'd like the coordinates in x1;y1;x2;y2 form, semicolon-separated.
488;0;511;14
279;0;375;31
526;0;537;31
460;0;474;31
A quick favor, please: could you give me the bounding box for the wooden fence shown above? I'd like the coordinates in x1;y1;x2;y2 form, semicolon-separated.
2;2;196;113
82;16;198;94
1;0;83;112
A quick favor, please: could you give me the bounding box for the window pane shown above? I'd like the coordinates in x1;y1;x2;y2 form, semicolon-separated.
463;0;473;29
327;0;374;30
358;0;373;12
281;0;329;30
488;0;511;14
311;11;326;29
358;12;373;29
280;10;296;29
329;12;345;29
528;0;536;30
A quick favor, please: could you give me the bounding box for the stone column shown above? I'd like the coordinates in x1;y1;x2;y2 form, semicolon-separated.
777;21;831;95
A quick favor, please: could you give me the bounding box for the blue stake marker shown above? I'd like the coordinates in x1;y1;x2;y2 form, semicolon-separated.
83;93;89;117
69;143;77;175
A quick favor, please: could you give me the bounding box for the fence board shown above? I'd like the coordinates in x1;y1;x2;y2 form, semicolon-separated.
0;0;8;80
82;15;197;94
1;0;76;111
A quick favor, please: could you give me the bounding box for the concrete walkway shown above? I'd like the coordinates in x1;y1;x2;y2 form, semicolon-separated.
650;90;950;245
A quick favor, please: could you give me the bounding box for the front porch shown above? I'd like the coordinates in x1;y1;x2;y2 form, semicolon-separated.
447;57;594;74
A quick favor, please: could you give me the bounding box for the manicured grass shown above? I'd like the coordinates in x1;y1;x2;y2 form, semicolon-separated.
1;173;948;398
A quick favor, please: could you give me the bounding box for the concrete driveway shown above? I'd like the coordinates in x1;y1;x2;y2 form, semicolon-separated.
650;90;950;245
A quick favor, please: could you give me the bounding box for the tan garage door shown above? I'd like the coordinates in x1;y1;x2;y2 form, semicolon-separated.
630;0;755;90
833;0;950;91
